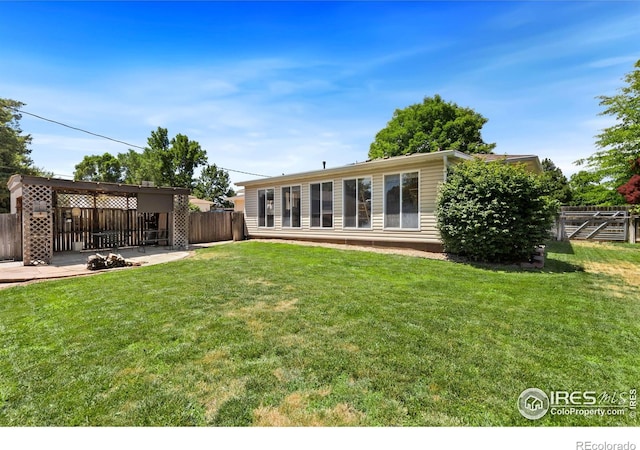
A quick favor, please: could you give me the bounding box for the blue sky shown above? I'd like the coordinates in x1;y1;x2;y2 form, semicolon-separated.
1;1;639;186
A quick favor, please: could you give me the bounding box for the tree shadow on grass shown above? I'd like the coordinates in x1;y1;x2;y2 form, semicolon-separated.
539;258;584;274
448;241;583;274
458;259;583;274
545;240;575;255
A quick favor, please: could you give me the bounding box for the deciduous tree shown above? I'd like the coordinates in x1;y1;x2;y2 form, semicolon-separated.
576;59;640;201
369;94;495;159
144;127;207;189
72;127;209;189
1;99;35;212
617;158;640;205
193;164;235;208
569;170;624;206
164;133;207;189
73;152;122;182
117;149;159;185
540;158;572;205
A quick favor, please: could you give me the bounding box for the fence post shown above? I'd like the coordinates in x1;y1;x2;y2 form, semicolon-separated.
630;216;637;244
232;212;245;241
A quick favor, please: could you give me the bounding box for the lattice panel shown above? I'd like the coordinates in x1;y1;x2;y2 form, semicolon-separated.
56;193;94;208
95;194;136;209
172;194;189;249
22;184;54;265
55;192;137;209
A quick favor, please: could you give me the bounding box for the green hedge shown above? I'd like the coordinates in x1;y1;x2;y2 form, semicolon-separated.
436;158;555;263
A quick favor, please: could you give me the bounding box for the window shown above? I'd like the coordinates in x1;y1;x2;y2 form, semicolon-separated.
343;177;372;228
384;172;419;229
282;186;301;228
310;181;333;227
258;188;274;227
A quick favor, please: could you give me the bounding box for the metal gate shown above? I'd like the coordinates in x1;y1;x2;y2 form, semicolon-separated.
559;207;631;241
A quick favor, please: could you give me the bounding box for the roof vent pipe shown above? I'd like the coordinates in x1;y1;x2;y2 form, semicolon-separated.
323;161;326;169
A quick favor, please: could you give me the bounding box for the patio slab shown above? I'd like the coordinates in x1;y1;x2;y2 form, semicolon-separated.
0;242;233;289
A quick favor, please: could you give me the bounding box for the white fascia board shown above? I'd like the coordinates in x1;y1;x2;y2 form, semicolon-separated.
237;150;468;187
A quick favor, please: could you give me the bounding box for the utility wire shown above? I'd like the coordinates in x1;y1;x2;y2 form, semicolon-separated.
8;107;270;178
0;166;73;179
13;107;146;150
217;167;271;178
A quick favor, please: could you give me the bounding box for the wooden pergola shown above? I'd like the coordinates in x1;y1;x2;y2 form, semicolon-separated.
7;175;190;266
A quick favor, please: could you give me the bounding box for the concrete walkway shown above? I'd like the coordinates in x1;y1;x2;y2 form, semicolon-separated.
0;241;234;289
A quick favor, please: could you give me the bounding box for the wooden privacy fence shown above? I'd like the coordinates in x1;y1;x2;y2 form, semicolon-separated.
189;211;245;244
0;213;22;261
557;206;638;243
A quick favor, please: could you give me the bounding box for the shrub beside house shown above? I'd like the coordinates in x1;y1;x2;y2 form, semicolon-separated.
436;158;555;263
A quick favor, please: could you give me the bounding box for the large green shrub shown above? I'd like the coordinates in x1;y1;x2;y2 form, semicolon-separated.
436;158;555;263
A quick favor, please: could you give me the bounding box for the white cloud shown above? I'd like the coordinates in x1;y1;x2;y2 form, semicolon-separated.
586;55;639;69
581;117;616;132
464;6;640;81
28;133;132;178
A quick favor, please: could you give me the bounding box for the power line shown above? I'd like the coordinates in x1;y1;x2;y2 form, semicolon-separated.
12;107;146;150
217;167;270;178
8;107;270;178
0;166;73;179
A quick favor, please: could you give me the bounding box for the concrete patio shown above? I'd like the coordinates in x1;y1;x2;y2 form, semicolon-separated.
0;241;232;289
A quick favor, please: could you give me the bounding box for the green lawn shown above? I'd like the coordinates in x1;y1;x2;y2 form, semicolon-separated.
0;240;638;426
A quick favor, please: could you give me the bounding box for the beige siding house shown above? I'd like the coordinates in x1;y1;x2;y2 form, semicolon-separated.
189;196;214;212
227;189;245;212
236;150;542;252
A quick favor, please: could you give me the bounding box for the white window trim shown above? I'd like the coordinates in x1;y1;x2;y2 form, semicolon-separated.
342;175;373;230
309;180;334;229
281;185;302;229
257;187;276;228
382;170;421;231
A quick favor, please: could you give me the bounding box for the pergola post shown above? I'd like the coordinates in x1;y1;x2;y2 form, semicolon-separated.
22;183;54;265
172;194;189;249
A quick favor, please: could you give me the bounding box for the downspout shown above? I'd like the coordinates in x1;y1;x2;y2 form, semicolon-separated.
443;154;449;181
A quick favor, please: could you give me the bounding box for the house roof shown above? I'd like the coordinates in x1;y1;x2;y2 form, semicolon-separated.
236;150;472;187
7;174;190;195
474;154;543;173
188;195;214;206
236;150;543;186
226;190;244;202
